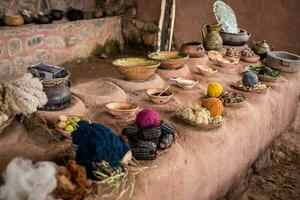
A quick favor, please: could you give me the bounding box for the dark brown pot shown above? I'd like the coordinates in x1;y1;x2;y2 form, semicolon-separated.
220;28;251;46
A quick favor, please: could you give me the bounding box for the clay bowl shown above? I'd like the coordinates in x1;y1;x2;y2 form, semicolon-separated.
147;88;174;104
180;42;205;58
148;51;189;70
266;51;300;73
220;28;251;46
169;77;198;89
241;55;260;63
112;58;160;81
216;57;238;68
106;102;139;119
4;15;24;26
195;65;218;77
207;50;223;62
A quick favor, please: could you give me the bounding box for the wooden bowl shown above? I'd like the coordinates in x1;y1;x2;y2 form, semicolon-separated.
216;57;238;68
169;77;198;89
105;102;139;119
112;58;160;81
195;65;218;77
147;88;174;104
55;115;91;138
207;50;223;62
148;51;189;69
241;55;260;63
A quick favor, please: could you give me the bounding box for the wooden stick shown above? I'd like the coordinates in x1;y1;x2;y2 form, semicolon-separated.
168;0;176;51
158;0;167;51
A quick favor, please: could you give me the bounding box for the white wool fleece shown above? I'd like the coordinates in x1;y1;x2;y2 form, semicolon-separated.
0;157;57;200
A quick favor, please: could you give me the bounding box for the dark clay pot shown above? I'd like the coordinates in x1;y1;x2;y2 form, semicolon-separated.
35;15;53;24
41;80;72;111
67;7;84;21
22;15;34;24
51;9;63;21
220;28;251;46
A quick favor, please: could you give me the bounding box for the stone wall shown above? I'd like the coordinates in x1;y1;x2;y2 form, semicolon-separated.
0;17;123;79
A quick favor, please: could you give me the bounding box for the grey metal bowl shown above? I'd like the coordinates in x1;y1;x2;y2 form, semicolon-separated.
220;28;251;46
266;51;300;73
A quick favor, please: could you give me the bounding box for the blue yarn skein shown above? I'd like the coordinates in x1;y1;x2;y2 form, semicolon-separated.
72;121;130;174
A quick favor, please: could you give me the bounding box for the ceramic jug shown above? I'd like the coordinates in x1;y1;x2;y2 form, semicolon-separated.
251;40;271;55
202;23;223;51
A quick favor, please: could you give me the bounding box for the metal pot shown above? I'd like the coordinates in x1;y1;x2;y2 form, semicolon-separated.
41;80;72;111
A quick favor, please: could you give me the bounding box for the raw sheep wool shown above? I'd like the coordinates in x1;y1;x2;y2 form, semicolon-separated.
207;82;223;98
135;108;160;129
0;157;57;200
242;72;258;87
202;98;224;117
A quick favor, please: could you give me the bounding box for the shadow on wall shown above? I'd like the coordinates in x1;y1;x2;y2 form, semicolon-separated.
137;0;300;54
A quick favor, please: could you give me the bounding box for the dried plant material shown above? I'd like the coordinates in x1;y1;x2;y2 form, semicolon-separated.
4;73;47;115
231;81;269;93
0;157;57;200
0;82;10;112
53;160;92;200
219;91;247;106
91;159;150;200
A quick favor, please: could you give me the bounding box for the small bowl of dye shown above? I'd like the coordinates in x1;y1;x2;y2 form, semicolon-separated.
169;77;198;89
147;88;174;104
216;57;237;68
106;102;139;119
195;65;218;77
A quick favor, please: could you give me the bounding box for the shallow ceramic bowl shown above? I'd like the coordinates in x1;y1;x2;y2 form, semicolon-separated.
106;102;139;119
195;65;218;77
207;50;223;62
112;58;160;81
147;88;174;104
241;55;260;63
170;77;198;89
148;51;189;69
216;57;237;68
220;28;251;46
266;51;300;73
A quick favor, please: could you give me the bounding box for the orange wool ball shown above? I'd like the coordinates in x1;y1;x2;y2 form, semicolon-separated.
202;98;224;117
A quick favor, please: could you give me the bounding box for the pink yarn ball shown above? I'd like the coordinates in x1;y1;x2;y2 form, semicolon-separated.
135;108;160;129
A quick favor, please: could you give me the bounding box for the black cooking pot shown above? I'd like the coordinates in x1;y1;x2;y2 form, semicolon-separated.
51;9;63;21
67;7;84;21
35;14;53;24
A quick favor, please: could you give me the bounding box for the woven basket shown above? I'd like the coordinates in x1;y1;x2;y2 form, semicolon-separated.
257;74;278;82
41;69;71;87
231;81;269;94
55;115;91;138
176;114;224;129
0;112;15;134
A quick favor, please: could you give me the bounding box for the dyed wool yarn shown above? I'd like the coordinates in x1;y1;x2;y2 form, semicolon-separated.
72;121;130;178
207;82;223;97
135;108;160;129
242;72;258;87
202;97;224;117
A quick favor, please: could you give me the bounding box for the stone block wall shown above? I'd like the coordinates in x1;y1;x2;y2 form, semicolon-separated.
0;17;123;79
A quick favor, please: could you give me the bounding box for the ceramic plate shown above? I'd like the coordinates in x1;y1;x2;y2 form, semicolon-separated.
213;0;238;33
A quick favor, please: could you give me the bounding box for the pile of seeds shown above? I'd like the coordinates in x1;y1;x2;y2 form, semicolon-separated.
219;91;247;106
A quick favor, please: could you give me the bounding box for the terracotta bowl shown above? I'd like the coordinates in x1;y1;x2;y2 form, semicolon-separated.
147;88;174;104
180;42;205;58
148;51;189;70
207;50;223;62
195;65;218;77
241;55;260;63
112;58;160;81
216;57;238;68
220;28;251;46
169;77;198;89
105;102;139;119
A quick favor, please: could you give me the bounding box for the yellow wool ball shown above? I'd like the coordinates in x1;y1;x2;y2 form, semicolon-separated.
207;82;223;97
202;97;224;117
